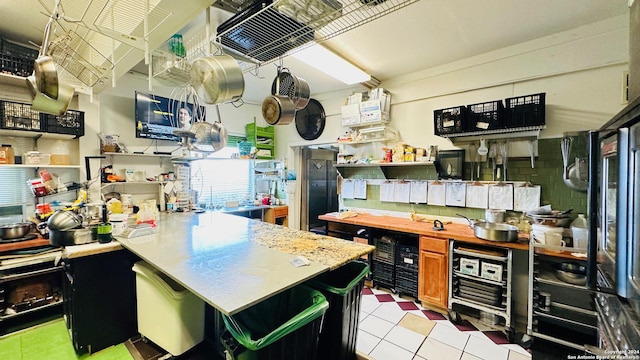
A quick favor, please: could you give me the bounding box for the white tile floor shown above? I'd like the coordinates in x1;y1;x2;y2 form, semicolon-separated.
356;287;531;360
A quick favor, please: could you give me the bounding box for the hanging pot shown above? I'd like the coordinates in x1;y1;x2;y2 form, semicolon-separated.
262;94;296;125
34;18;59;100
190;55;244;105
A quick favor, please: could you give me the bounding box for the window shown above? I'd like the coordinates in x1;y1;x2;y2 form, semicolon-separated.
0;168;31;206
189;147;255;208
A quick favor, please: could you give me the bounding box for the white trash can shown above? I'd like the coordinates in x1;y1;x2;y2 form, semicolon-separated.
132;261;204;356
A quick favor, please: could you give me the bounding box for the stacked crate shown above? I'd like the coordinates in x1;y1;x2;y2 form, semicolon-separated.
395;244;419;299
372;236;396;291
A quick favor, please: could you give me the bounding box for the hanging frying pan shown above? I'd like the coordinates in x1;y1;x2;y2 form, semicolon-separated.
295;99;325;140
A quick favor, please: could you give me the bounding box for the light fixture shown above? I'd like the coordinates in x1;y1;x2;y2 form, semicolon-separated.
290;43;371;85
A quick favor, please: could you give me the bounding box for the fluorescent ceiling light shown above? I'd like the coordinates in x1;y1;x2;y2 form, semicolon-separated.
291;43;371;85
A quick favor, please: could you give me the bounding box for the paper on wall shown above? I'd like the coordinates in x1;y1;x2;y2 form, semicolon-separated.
394;181;411;203
513;185;541;211
409;181;428;203
445;182;466;207
466;182;488;209
427;181;446;206
380;182;395;202
488;183;514;210
354;179;367;199
341;179;355;199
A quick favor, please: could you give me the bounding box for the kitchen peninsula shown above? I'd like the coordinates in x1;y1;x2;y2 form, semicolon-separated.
117;212;374;315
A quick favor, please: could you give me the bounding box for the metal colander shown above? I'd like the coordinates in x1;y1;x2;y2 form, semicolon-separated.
271;68;310;109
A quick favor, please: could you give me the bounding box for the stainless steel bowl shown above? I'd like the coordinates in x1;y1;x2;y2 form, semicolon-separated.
47;210;82;231
0;222;33;239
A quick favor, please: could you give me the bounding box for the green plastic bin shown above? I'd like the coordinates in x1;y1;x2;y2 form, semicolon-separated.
306;261;370;360
221;285;329;360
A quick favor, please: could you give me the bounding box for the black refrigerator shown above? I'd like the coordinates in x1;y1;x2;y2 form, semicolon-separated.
301;148;338;233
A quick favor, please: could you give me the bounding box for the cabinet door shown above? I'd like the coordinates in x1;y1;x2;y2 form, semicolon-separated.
419;250;448;309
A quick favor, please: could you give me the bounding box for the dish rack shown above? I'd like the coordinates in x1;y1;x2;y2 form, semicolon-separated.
448;241;515;341
213;0;420;66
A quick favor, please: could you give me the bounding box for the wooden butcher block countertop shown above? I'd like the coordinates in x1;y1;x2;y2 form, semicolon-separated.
319;212;529;251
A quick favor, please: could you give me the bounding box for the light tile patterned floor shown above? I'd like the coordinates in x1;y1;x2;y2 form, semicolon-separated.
356;287;531;360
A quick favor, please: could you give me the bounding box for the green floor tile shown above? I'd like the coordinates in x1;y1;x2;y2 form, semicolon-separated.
0;318;133;360
0;335;21;360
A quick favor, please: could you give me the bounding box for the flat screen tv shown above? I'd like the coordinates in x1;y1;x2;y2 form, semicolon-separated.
135;91;205;141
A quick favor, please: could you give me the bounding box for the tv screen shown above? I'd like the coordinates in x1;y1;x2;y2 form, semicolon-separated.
135;91;205;141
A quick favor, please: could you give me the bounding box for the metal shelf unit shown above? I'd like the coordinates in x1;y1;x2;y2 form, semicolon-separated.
527;240;598;351
448;241;514;340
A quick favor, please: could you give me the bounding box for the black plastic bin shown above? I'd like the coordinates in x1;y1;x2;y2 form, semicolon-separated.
221;285;328;360
306;261;370;360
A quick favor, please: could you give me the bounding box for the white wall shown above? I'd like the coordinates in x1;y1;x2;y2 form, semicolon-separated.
277;14;630;172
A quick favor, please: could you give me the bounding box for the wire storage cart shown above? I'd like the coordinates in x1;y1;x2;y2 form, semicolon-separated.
527;236;597;351
448;240;515;341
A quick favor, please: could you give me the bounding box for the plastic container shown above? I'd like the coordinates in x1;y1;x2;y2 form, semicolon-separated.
571;214;588;228
221;285;328;360
132;261;205;356
306;261;369;360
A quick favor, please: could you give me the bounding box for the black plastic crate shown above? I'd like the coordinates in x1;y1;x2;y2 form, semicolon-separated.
0;53;34;77
395;266;418;298
42;110;85;137
396;244;418;270
1;39;39;59
374;236;397;265
372;260;394;288
466;100;505;131
434;106;467;135
0;100;44;132
504;92;545;128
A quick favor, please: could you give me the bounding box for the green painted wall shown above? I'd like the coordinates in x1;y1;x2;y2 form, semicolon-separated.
342;138;588;220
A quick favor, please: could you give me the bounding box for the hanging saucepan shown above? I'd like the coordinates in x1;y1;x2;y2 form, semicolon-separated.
211;105;228;151
190;55;244;105
262;95;296;125
34;17;59;100
271;68;310;109
30;80;74;116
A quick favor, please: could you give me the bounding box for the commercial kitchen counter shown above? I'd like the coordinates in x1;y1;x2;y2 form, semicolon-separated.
318;212;529;251
116;211;374;315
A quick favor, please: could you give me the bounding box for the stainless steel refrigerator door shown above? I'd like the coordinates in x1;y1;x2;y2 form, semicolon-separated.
626;123;640;315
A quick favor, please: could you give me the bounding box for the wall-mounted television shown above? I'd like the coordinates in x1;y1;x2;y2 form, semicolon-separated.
135;91;205;142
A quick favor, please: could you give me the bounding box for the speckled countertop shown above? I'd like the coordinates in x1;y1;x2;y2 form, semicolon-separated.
117;212;373;315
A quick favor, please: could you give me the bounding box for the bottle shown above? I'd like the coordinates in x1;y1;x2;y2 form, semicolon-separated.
571;214;587;228
0;144;15;164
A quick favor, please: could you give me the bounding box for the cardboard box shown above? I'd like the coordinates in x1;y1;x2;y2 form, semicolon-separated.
481;262;503;282
460;257;480;276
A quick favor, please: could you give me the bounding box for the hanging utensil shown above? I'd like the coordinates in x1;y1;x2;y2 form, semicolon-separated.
501;141;508;181
34;12;59;100
528;140;536;168
469;143;477;181
489;143;497;180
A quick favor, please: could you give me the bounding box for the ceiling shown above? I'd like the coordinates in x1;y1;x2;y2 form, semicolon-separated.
0;0;631;103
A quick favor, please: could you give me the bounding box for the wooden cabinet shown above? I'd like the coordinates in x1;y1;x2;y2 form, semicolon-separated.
264;205;288;226
418;235;448;310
